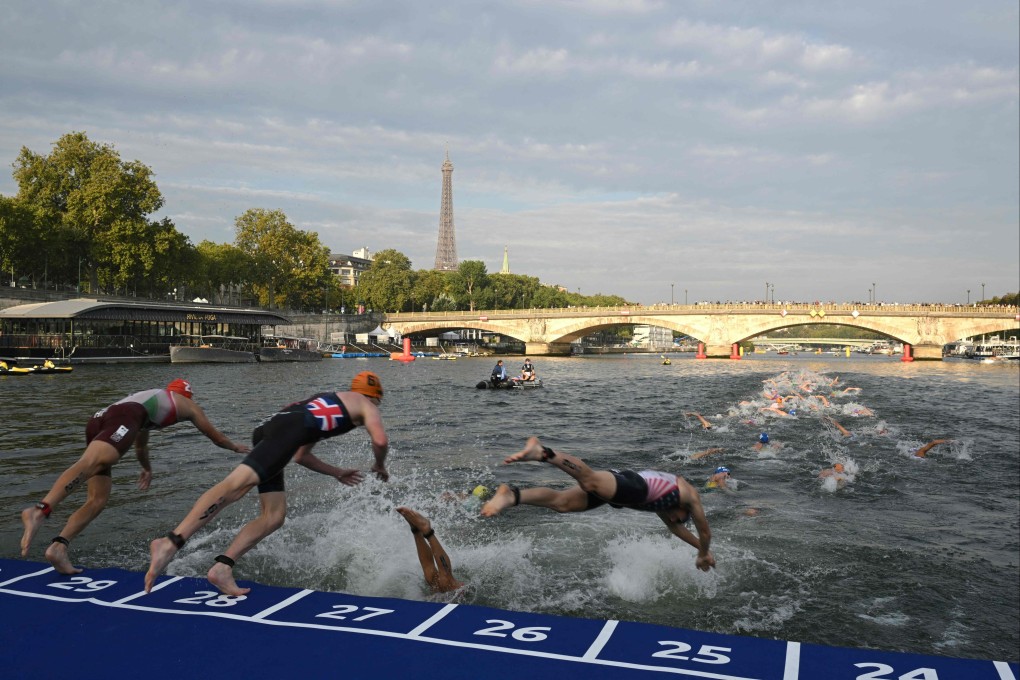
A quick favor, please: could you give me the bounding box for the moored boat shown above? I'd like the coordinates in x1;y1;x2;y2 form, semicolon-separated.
258;336;323;362
170;335;256;363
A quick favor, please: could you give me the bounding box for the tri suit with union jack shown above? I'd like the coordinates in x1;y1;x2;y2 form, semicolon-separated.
242;393;357;493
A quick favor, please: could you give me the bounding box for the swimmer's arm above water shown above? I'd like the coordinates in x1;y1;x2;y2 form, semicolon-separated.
293;444;365;485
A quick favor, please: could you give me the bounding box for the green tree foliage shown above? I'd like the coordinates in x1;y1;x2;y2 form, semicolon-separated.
233;208;332;310
412;269;454;311
0;195;40;286
12;132;165;293
358;249;415;312
193;241;253;304
453;260;488;311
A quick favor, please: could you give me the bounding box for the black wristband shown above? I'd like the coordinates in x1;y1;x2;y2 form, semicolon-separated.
51;536;69;546
541;445;555;460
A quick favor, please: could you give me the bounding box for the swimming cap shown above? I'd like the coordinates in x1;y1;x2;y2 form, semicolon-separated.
759;432;770;443
166;379;193;399
471;485;490;499
834;463;844;473
789;409;797;416
715;466;730;474
350;371;383;400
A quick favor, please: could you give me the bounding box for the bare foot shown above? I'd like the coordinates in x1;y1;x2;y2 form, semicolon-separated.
207;562;250;596
20;507;45;557
480;484;516;517
503;436;546;464
396;507;432;536
44;541;83;575
145;537;178;593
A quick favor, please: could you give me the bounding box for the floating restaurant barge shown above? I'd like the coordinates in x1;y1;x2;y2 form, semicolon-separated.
0;298;292;364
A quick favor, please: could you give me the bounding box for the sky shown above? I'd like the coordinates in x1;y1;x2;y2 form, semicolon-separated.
1;1;1017;306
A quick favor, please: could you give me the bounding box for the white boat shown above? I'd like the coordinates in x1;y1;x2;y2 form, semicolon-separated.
170;335;256;363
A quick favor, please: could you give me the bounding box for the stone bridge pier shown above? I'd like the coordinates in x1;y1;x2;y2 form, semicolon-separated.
525;341;573;356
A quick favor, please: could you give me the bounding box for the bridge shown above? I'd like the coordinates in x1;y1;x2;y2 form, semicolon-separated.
383;303;1020;360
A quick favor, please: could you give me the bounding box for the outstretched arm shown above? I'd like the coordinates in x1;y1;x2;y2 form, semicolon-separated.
180;401;250;454
915;439;949;458
690;447;724;460
135;430;152;490
360;405;390;481
293;444;365;485
685;412;713;430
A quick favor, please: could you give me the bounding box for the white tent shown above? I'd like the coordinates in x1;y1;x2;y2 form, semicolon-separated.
368;325;389;338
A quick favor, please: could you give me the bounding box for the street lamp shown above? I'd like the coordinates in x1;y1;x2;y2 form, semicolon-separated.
967;289;970;305
770;283;775;304
671;283;674;305
981;283;985;304
872;282;876;304
765;281;769;303
684;288;688;305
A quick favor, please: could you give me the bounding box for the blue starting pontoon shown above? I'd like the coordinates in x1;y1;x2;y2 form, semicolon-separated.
0;559;1015;680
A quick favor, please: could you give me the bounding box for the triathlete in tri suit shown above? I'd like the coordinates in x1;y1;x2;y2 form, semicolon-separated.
481;436;716;572
19;379;250;574
144;371;389;596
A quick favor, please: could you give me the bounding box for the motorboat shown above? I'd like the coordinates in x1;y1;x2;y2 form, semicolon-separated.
476;377;543;389
258;336;322;362
170;335;256;363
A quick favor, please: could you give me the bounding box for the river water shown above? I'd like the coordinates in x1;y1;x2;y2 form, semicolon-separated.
1;353;1017;662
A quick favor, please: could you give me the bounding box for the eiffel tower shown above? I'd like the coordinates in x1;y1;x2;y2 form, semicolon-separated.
433;148;458;271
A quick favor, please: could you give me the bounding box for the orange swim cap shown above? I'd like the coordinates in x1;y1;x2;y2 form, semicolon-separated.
834;463;845;473
350;371;383;400
166;378;193;399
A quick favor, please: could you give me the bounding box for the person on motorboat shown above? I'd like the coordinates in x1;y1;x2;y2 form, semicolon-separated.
20;379;250;575
520;358;536;382
491;359;509;385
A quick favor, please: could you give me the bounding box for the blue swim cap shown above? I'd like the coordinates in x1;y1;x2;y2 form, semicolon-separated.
759;432;770;443
715;466;730;474
789;409;797;416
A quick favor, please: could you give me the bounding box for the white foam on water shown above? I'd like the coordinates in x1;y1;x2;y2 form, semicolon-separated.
602;533;718;602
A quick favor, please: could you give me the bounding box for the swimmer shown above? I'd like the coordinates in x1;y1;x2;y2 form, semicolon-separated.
753;432;777;451
481;436;716;571
818;462;848;488
914;439;950;458
705;466;733;492
440;485;494;512
144;372;389;595
685;412;713;430
760;401;792;417
818;462;846;479
396;507;464;594
20;379;249;574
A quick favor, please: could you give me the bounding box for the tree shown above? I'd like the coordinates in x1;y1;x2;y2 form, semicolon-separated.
234;208;331;310
452;260;488;311
358;249;415;312
0;195;38;287
12;132;164;293
412;269;454;311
